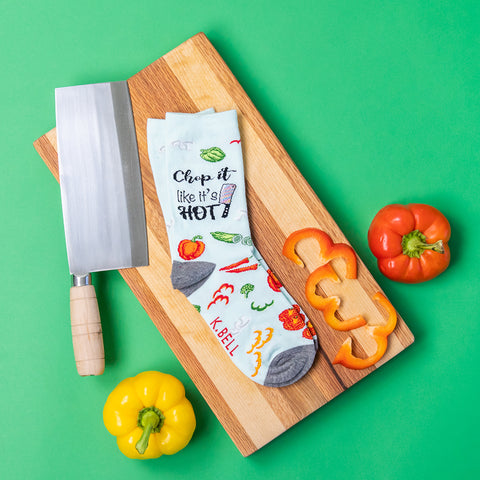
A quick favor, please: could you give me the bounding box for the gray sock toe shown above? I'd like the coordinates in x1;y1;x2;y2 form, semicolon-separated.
263;344;317;388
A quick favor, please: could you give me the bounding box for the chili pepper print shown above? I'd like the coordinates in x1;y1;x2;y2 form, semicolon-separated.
230;139;241;144
283;228;357;279
278;304;306;331
250;300;274;312
251;351;262;377
227;264;258;273
246;330;263;354
207;284;234;310
212;283;234;297
220;257;259;273
207;295;229;310
258;327;274;348
219;258;249;271
246;328;274;377
333;292;398;370
247;328;274;352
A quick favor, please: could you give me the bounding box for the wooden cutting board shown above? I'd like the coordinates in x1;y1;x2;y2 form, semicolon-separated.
34;32;414;456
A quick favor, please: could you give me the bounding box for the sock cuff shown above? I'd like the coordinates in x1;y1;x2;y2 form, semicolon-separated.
165;109;240;140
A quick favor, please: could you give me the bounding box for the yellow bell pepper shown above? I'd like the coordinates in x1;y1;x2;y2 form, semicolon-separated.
103;371;196;459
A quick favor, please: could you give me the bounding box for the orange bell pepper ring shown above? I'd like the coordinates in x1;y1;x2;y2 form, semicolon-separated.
333;292;397;369
305;264;367;331
283;228;357;279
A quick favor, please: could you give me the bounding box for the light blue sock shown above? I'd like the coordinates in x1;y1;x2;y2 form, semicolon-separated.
147;110;317;387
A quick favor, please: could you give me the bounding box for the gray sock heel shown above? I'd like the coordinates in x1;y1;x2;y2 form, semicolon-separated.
171;260;216;297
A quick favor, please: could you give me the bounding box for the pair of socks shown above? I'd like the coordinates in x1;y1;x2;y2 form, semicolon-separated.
147;109;317;387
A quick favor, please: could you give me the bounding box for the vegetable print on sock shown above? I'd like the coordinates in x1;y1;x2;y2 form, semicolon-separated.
147;109;317;387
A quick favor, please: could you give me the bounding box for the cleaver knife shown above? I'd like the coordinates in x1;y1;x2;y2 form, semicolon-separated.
55;81;148;376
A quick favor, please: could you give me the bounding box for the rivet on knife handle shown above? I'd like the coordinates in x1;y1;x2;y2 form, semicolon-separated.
70;274;105;376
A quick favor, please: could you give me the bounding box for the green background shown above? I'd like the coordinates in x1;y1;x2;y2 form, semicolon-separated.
1;0;478;478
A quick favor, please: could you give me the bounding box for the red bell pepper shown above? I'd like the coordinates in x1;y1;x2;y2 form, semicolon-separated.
368;204;450;283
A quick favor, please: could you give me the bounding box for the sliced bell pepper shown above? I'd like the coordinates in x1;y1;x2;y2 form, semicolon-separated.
305;264;367;331
283;228;357;279
368;292;397;336
333;292;397;369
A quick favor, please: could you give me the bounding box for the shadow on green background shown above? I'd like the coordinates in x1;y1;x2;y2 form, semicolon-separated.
1;1;478;479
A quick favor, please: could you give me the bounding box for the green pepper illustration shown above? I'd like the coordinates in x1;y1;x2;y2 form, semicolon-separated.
251;300;274;312
210;231;242;244
200;147;226;162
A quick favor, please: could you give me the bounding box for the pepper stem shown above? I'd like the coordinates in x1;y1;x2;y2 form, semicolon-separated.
192;235;203;242
135;406;165;455
401;229;445;259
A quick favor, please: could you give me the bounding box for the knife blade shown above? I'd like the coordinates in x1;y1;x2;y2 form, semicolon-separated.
55;81;148;376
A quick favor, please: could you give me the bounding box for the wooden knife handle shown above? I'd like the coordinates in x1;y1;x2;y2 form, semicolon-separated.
70;284;105;376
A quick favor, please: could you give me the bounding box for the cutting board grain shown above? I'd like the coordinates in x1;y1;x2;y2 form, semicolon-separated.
34;32;414;456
